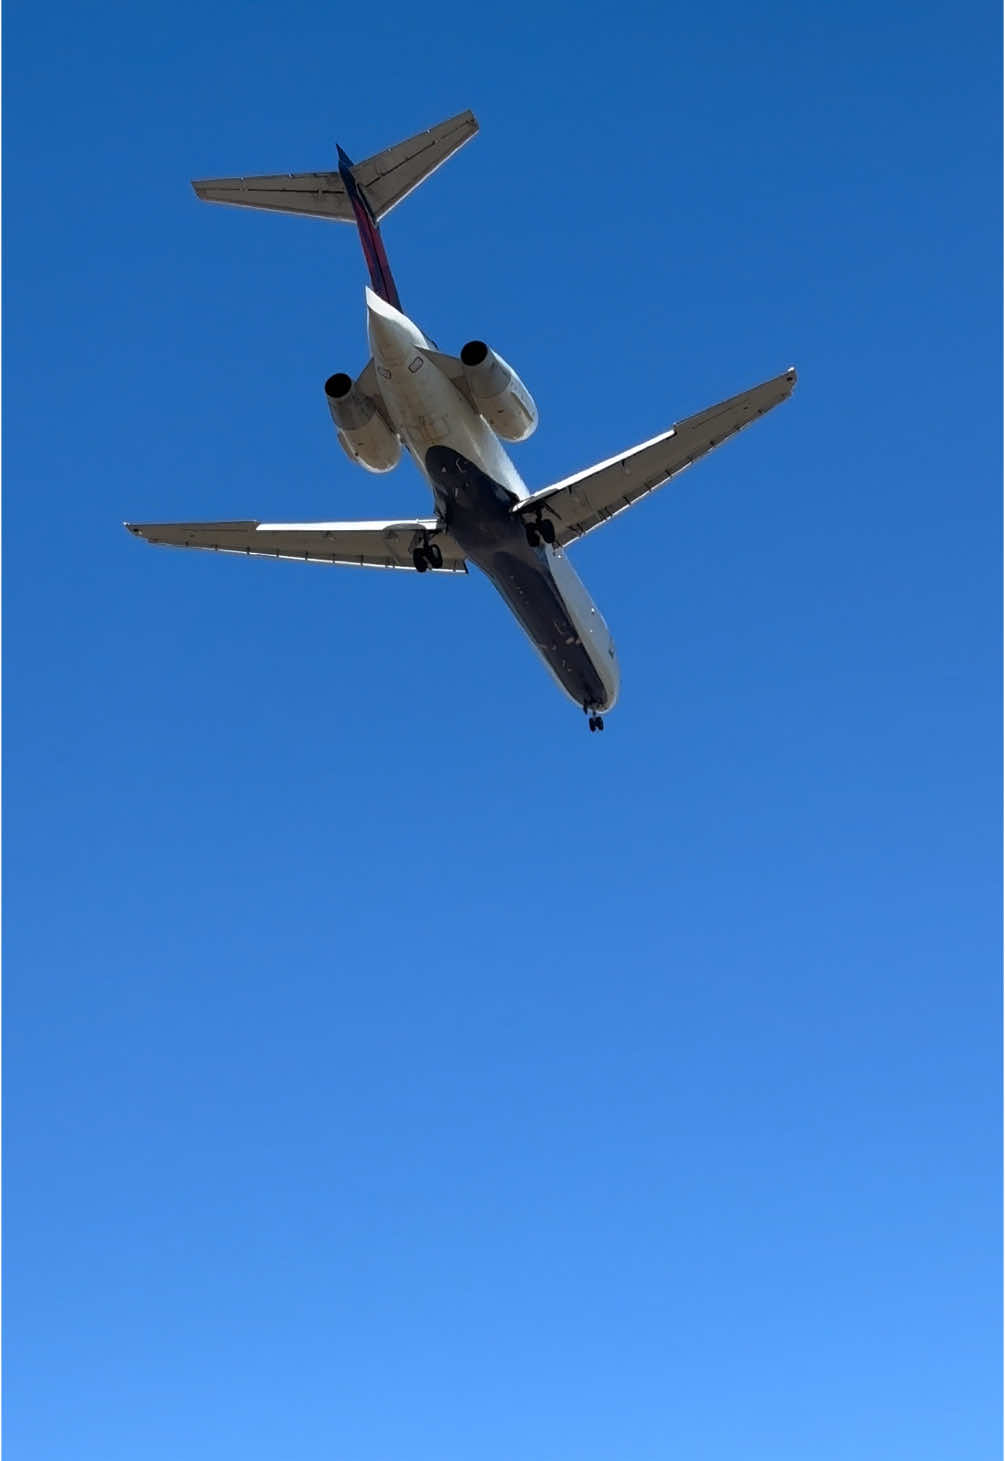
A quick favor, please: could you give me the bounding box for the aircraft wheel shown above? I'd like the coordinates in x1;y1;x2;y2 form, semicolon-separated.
426;542;443;569
540;518;556;545
412;549;429;573
525;524;541;548
595;716;604;731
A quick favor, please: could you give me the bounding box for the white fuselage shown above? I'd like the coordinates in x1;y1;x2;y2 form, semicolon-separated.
365;288;620;713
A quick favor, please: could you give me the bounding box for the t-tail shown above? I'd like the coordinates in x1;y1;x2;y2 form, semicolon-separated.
336;144;401;309
191;110;479;311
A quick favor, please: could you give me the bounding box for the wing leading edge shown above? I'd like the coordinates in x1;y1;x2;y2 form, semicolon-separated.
517;368;797;546
125;519;467;573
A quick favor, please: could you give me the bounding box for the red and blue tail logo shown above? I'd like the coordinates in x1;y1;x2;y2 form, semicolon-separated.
337;145;401;310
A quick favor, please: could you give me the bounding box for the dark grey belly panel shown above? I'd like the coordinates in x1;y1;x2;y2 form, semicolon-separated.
484;550;608;709
424;445;607;709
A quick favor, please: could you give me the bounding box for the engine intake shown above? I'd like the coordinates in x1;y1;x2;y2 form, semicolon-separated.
325;372;400;473
460;341;538;442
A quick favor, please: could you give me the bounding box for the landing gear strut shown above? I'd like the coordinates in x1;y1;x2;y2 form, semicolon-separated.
525;512;556;549
411;535;444;572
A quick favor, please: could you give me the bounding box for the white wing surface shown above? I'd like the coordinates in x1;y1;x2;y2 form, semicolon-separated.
125;519;467;572
517;369;797;547
192;111;478;223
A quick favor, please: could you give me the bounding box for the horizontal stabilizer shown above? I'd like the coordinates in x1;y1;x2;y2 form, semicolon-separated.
125;519;468;572
192;110;478;223
516;368;797;546
192;170;353;221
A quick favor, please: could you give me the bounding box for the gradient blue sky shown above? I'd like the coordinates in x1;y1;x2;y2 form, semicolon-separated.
5;1;1000;1456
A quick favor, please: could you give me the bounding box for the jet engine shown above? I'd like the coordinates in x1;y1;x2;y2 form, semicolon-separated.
325;372;400;473
459;341;538;442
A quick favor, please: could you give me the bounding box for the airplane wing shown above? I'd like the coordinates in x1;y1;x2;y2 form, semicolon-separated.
125;519;468;572
192;111;478;223
516;369;797;547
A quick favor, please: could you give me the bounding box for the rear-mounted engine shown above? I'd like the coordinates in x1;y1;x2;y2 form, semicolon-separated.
325;372;400;473
459;341;538;442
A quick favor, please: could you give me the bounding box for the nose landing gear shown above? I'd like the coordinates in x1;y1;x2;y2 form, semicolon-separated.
584;705;605;733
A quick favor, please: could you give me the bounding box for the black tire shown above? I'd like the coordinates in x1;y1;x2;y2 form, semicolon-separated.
426;543;443;569
525;524;541;548
540;518;556;545
412;550;429;573
595;716;604;731
588;718;597;733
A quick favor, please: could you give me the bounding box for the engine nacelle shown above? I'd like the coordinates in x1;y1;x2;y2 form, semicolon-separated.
324;372;400;473
459;341;538;442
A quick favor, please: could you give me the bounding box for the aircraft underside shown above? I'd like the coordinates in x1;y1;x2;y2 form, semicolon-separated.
363;291;621;719
126;109;795;732
424;446;615;713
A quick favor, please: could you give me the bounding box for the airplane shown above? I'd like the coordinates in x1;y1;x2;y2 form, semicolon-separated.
126;110;796;731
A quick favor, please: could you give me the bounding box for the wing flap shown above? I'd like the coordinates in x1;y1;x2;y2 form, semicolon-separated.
518;368;797;546
125;519;467;572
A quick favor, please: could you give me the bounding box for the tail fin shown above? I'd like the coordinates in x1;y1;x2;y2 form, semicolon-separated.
336;143;401;309
192;110;479;307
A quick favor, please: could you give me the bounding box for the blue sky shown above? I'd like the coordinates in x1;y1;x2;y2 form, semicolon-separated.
5;0;999;1456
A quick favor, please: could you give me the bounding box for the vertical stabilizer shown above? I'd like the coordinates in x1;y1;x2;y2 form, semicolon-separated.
337;144;401;310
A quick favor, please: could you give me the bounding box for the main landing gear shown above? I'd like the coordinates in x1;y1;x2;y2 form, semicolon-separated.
585;708;605;733
411;537;443;572
524;512;556;549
